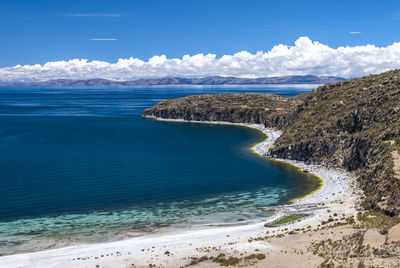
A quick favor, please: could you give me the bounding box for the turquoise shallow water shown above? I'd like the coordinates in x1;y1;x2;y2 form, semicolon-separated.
0;85;318;254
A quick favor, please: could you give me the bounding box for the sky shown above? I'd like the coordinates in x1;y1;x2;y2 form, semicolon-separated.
1;0;400;81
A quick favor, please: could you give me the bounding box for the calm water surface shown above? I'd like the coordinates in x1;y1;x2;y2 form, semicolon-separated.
0;85;318;254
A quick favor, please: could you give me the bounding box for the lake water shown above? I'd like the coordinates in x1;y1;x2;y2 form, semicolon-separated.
0;84;318;254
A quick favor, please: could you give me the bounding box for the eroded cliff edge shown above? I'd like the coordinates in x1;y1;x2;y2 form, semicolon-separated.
143;70;400;215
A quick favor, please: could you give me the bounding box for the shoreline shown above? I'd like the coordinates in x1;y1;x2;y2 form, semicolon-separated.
0;118;361;268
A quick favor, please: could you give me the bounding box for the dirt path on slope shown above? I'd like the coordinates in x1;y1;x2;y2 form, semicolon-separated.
389;140;400;179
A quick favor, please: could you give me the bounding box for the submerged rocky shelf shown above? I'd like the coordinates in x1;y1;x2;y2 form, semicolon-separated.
143;69;400;215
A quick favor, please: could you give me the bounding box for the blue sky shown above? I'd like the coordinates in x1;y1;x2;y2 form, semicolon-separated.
1;0;400;81
1;0;400;67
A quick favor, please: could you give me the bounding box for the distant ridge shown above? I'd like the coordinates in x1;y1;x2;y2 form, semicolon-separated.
0;75;346;87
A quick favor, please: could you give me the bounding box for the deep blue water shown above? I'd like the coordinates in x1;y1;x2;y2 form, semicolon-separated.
0;84;318;254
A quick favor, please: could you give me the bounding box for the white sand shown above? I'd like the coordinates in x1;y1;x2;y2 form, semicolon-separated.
0;119;361;268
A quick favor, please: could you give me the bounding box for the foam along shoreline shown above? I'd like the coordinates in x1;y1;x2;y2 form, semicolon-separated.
0;118;360;268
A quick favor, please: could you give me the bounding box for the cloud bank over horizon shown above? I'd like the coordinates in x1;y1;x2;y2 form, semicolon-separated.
1;36;400;82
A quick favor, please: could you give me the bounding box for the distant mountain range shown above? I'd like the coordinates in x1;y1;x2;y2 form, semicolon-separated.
0;75;346;87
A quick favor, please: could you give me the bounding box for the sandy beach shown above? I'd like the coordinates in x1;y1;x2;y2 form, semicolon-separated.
0;119;361;268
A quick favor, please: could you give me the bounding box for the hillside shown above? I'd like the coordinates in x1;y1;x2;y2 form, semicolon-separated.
0;75;345;87
143;69;400;215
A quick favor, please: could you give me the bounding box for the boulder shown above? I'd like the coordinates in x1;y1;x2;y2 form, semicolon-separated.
387;223;400;243
362;229;386;248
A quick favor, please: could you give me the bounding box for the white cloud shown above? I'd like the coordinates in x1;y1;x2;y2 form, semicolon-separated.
89;38;118;41
2;36;400;81
349;32;361;34
64;13;121;18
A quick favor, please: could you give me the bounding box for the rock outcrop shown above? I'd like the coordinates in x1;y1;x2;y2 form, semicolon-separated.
142;93;302;128
143;70;400;215
387;223;400;243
